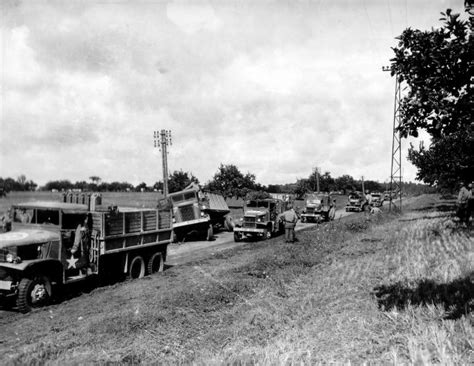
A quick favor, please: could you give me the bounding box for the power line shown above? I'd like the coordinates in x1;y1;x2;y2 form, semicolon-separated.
382;66;402;212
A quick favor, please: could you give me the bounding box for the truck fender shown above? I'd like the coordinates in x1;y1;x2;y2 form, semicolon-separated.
23;259;64;285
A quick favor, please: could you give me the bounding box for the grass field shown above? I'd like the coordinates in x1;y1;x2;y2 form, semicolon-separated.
0;194;472;364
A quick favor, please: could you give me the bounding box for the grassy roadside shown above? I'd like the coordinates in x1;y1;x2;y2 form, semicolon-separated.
0;194;472;364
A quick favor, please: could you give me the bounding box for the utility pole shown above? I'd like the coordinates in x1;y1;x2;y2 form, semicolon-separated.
361;176;365;195
313;167;320;193
154;130;172;197
382;66;402;212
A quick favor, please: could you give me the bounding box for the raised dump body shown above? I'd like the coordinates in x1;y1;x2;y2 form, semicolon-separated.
168;185;231;242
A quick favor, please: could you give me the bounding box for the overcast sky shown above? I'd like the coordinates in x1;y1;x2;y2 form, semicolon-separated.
0;0;465;187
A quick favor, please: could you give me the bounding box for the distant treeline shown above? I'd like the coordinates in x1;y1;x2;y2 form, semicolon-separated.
0;171;437;197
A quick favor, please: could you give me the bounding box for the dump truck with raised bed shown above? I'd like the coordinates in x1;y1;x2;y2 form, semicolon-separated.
300;193;336;223
345;191;367;212
233;198;286;242
0;193;172;313
168;184;232;242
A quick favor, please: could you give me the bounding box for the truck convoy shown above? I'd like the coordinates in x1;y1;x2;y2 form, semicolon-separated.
300;193;336;223
168;184;232;243
233;198;287;242
0;193;172;313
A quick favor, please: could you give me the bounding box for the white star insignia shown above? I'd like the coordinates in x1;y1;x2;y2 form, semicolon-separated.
67;255;78;269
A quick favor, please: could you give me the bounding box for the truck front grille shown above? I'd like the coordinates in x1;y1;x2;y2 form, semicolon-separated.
243;217;256;228
177;205;196;222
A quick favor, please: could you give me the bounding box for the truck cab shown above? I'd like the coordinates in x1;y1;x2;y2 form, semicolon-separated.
0;202;90;312
300;193;336;223
371;192;383;207
233;199;286;242
345;192;367;212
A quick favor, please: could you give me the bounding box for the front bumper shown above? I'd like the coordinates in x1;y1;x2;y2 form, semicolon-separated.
301;213;323;220
234;227;265;235
172;217;210;228
346;205;363;211
0;280;16;301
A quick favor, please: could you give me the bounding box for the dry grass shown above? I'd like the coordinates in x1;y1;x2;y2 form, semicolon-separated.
0;194;472;364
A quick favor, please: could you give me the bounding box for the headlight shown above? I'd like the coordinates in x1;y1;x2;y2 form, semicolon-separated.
5;254;20;263
257;217;263;222
201;212;205;217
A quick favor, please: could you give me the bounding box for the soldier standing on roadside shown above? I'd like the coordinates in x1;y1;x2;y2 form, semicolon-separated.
467;182;473;226
282;204;299;243
457;181;471;226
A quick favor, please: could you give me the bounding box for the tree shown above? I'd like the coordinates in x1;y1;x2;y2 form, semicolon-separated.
390;8;473;187
205;164;259;198
168;170;199;193
292;179;308;199
89;176;101;184
135;182;148;192
334;175;356;194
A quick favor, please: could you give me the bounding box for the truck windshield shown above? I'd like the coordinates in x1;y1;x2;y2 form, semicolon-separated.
247;201;269;209
170;191;197;203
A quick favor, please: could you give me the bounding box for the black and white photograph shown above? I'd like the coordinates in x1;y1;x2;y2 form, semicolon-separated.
0;0;472;364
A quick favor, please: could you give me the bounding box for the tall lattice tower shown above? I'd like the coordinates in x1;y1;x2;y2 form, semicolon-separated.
383;66;402;212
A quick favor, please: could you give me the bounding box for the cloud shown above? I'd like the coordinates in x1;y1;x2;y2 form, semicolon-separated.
1;0;448;186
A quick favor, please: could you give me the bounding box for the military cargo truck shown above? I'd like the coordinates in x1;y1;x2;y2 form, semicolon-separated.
233;198;286;242
0;195;172;313
300;193;336;222
168;185;232;242
371;192;383;207
345;191;367;212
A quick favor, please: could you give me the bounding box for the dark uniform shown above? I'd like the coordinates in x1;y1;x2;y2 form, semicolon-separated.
457;183;471;225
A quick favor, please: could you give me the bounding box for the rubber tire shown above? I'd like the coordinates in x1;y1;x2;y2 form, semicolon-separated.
128;255;145;279
147;252;164;275
234;231;242;242
17;276;52;313
206;224;214;241
301;216;306;223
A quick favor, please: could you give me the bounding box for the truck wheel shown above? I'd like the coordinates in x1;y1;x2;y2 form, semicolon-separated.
147;252;164;275
206;224;214;241
301;216;306;223
17;276;52;313
234;232;242;242
129;255;145;279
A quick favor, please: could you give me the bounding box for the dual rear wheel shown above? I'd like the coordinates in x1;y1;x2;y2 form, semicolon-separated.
128;252;164;279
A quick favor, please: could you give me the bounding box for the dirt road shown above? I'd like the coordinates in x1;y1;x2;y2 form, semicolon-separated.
167;207;356;266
